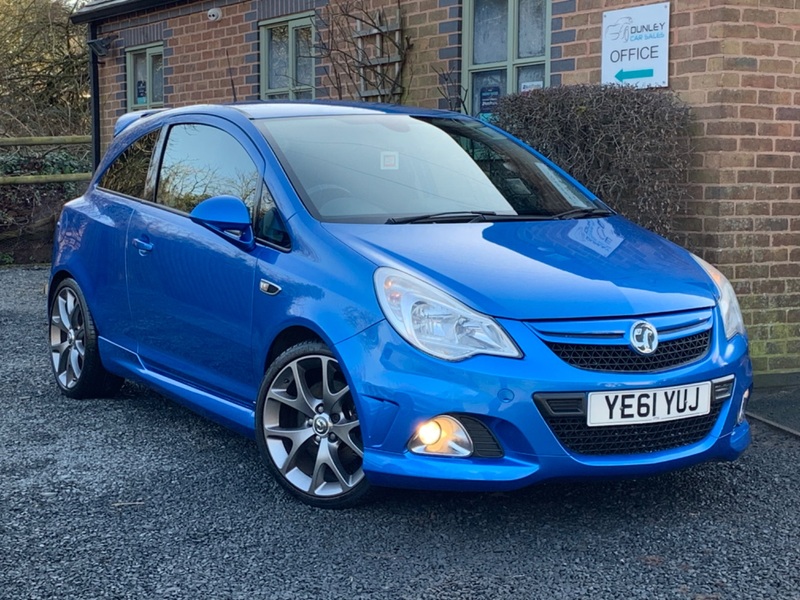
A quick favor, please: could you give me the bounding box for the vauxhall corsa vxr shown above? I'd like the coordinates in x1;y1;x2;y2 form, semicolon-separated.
49;103;752;507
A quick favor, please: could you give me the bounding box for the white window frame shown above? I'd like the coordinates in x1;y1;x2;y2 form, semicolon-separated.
260;13;315;100
126;43;164;111
463;0;551;115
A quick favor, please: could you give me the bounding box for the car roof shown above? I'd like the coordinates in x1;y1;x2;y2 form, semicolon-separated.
113;101;466;136
232;101;461;120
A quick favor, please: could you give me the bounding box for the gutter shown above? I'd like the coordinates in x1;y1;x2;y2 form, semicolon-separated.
71;0;176;25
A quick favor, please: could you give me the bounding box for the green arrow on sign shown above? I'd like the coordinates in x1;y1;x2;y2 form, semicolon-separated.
615;68;654;82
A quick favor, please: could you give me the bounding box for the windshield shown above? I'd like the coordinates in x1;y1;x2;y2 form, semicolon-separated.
256;114;602;223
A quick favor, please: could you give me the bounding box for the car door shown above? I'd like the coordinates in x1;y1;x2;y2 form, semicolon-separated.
126;117;264;405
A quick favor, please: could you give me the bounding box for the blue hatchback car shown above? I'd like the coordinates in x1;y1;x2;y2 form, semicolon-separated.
49;102;752;507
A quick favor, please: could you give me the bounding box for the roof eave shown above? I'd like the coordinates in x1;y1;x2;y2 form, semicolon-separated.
71;0;177;24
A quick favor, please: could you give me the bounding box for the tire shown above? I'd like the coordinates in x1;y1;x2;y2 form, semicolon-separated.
48;278;123;399
255;341;371;508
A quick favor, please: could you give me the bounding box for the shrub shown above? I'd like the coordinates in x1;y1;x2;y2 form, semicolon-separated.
494;84;693;237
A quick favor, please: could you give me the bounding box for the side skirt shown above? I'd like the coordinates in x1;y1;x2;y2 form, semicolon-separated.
98;337;257;439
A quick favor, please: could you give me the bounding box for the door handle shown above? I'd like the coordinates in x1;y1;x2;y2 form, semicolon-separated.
132;238;154;255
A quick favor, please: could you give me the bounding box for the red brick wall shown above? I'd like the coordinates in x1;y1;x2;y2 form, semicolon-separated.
97;0;262;146
95;0;455;146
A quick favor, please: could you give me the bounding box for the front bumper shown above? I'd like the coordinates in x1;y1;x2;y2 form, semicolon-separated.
334;317;752;492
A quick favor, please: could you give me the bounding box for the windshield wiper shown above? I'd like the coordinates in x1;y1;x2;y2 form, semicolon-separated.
385;209;601;224
386;211;497;224
552;207;614;220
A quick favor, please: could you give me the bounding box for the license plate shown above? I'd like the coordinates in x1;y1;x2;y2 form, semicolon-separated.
587;382;711;427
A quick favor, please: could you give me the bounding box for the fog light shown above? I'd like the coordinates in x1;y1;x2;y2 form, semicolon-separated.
737;387;750;425
409;415;473;457
417;421;442;445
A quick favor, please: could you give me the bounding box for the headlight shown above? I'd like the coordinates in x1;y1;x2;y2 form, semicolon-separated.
374;267;521;361
691;254;746;340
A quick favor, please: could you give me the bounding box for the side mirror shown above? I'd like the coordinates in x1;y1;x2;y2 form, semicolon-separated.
190;195;255;251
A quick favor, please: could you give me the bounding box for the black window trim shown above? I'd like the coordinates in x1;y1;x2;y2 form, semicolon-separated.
97;116;293;252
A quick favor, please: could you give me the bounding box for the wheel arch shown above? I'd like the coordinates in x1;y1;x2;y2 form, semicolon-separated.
48;268;74;309
48;257;95;313
264;326;324;373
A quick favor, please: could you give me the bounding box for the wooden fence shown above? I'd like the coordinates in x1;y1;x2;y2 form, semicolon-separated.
0;135;92;185
0;136;93;259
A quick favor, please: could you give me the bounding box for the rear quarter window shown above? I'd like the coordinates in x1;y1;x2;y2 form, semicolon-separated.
98;129;160;199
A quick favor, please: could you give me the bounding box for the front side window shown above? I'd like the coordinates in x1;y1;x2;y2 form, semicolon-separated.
466;0;548;117
260;15;314;100
257;115;596;223
127;44;164;110
156;124;260;214
98;129;160;199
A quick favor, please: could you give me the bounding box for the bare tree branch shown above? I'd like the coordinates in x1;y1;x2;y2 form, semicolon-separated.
0;0;89;136
315;0;409;103
433;63;467;113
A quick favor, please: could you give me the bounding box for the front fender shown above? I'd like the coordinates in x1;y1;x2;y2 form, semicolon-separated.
250;217;384;378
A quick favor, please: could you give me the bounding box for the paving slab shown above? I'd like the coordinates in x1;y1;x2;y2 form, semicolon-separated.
747;385;800;437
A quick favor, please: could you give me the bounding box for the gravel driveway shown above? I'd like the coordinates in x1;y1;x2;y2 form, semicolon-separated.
2;266;799;600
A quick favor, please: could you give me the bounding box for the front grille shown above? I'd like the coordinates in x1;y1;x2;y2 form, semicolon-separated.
539;403;722;455
545;329;711;373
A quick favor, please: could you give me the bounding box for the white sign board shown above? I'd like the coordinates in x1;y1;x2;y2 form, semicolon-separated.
601;2;670;88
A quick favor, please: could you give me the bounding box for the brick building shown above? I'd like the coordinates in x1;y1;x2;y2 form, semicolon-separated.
73;0;800;381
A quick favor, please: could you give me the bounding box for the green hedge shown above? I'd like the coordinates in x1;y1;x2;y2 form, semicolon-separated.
494;85;693;237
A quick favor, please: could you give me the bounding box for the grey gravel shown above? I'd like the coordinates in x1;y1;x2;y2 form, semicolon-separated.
1;265;799;600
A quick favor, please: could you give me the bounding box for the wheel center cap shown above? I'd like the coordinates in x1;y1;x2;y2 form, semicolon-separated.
313;415;330;436
67;330;76;344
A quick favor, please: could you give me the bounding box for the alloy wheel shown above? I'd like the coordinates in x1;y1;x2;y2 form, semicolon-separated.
49;286;86;390
262;354;365;498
